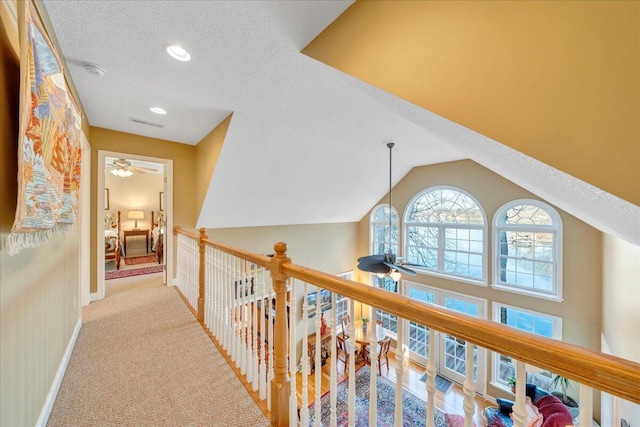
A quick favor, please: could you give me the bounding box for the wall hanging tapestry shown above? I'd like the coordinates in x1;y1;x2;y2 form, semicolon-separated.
6;1;83;256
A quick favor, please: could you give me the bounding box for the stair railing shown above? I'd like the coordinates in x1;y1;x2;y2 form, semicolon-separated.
174;228;640;427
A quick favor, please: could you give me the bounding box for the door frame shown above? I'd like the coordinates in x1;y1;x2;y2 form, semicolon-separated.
96;150;174;300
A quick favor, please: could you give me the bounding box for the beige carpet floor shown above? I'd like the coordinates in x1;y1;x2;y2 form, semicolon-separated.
47;274;270;427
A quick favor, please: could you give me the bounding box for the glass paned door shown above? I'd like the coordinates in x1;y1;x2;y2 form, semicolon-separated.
440;294;483;389
404;282;486;393
406;286;435;366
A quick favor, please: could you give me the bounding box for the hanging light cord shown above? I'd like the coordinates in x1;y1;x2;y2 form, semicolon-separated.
387;141;394;256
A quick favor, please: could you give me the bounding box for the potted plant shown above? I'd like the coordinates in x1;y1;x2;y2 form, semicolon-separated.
551;374;579;421
361;317;369;332
506;376;517;393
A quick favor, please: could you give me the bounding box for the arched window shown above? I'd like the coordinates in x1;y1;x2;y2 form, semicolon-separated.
404;186;486;282
493;200;563;300
370;204;399;257
370;204;400;333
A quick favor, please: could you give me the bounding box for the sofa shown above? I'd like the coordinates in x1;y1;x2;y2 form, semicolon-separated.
484;383;574;427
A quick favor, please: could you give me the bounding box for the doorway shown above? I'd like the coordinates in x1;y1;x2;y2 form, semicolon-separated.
96;150;174;301
403;281;487;393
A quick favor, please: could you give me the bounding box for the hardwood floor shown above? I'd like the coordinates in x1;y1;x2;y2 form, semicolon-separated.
295;349;493;425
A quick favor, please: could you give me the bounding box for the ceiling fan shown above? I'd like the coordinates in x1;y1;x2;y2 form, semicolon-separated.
106;158;158;177
357;141;417;281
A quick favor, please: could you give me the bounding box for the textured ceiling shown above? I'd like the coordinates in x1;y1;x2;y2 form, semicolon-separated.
42;0;464;228
42;1;638;244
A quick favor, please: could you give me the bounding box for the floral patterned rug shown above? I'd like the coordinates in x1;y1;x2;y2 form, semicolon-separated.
307;365;448;426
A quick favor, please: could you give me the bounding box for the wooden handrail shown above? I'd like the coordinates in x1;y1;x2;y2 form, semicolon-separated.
173;231;640;425
281;262;640;404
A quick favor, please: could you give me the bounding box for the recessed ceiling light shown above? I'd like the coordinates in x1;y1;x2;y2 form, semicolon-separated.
150;107;167;115
165;44;191;62
83;62;105;77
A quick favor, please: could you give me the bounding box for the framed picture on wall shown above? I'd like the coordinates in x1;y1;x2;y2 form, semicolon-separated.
105;188;110;210
159;191;164;211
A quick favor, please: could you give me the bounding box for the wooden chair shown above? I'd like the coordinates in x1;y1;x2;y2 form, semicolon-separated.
336;333;357;370
105;211;121;270
365;336;391;375
341;315;350;336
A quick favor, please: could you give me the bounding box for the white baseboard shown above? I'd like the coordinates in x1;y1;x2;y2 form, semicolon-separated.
89;291;100;302
36;318;82;427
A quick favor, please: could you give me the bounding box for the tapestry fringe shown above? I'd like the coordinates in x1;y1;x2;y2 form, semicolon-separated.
5;223;73;256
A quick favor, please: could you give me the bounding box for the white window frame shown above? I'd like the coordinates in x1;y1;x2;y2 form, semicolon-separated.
403;186;488;284
369;204;400;336
492;199;563;301
491;303;562;391
335;271;353;333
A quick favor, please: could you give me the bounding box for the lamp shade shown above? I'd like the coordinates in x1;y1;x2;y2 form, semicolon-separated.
128;210;144;229
128;210;144;220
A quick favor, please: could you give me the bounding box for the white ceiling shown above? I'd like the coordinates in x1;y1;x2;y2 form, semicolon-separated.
43;1;638;244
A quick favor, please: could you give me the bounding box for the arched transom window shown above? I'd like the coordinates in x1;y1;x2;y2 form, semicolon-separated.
493;200;562;299
404;186;486;281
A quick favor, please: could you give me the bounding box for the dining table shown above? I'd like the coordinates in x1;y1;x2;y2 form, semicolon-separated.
351;320;388;362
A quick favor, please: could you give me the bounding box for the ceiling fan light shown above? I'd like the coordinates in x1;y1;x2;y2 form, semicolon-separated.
389;270;402;282
376;272;386;279
110;169;119;176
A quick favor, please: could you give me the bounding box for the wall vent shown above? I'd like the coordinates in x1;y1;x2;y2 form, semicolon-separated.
129;117;164;128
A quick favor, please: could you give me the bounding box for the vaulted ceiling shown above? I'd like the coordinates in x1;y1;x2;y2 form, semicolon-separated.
42;1;639;245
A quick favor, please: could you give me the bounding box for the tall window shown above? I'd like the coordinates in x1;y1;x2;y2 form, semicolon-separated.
335;271;353;330
404;186;486;282
493;200;562;299
370;204;399;334
492;303;562;389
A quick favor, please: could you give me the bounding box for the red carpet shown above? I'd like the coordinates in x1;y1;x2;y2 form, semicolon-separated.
106;265;164;280
124;254;158;265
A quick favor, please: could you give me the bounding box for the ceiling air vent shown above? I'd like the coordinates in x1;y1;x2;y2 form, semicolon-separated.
129;117;164;128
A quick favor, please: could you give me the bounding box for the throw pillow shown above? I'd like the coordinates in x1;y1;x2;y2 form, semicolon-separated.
510;397;543;427
535;395;574;427
497;397;514;414
526;383;537;401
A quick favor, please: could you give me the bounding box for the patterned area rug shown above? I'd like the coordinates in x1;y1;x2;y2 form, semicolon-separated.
419;373;455;395
105;265;163;280
125;254;158;265
308;366;448;426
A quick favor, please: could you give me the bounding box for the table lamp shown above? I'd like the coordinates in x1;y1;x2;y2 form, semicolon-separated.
128;210;144;229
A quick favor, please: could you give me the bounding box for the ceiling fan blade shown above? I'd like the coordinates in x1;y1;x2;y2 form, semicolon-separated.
382;261;417;276
357;261;390;274
357;254;385;265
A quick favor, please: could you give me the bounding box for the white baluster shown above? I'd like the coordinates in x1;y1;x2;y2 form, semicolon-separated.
463;343;476;427
259;266;267;400
330;291;337;427
348;299;356;427
314;292;322;427
252;268;259;391
244;261;251;379
240;259;247;375
511;360;527;427
300;282;309;425
267;286;275;412
369;305;377;427
395;311;405;427
579;383;592;427
425;327;436;427
288;279;298;426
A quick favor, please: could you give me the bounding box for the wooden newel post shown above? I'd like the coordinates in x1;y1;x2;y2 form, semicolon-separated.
198;227;208;324
270;242;291;427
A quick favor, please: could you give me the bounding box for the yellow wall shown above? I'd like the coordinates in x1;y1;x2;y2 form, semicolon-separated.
195;113;232;218
303;1;640;206
0;7;81;425
89;127;198;292
357;159;603;401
